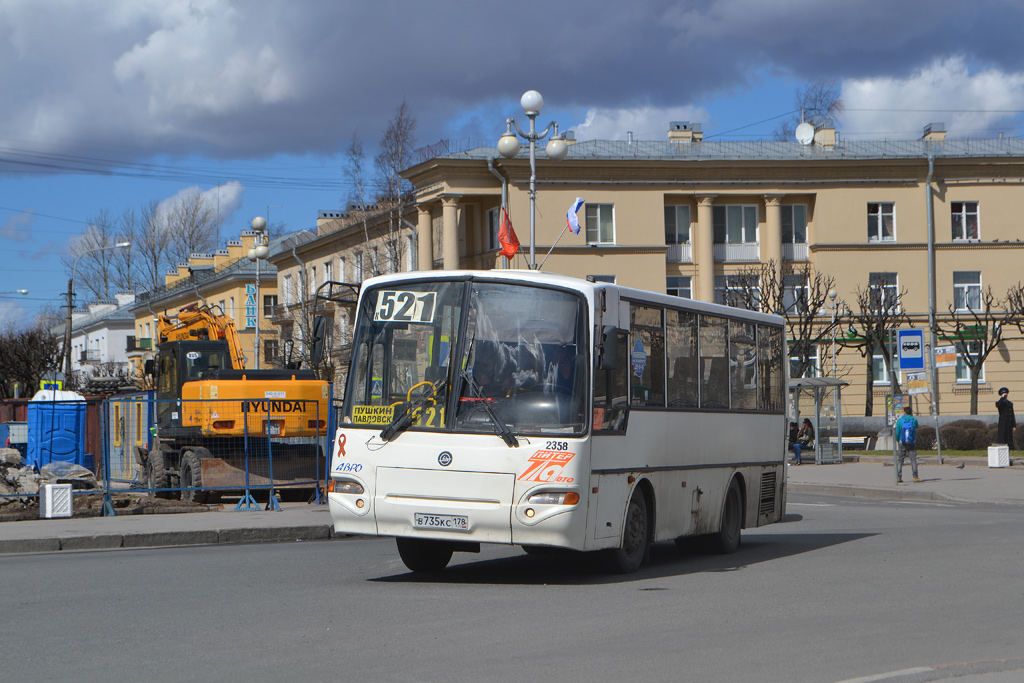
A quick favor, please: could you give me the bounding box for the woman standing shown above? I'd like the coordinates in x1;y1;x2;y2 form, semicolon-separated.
996;387;1016;449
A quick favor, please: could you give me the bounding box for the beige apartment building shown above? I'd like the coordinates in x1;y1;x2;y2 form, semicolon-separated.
391;120;1024;419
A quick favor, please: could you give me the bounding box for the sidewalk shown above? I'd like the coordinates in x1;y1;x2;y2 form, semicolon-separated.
2;459;1022;556
787;456;1024;506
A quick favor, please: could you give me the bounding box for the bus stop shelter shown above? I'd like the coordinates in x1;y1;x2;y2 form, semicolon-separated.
789;377;848;464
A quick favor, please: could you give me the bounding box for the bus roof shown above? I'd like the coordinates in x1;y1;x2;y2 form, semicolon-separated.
357;270;784;327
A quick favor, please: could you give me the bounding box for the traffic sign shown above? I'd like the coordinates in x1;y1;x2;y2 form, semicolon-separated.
897;329;925;370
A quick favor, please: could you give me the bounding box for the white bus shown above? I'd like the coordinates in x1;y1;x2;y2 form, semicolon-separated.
327;270;788;573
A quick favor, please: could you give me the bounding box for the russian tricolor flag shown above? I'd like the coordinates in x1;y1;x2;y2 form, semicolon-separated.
566;197;585;235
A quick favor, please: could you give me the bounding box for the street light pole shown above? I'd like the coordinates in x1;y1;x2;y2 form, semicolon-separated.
497;90;569;269
248;217;270;370
64;242;130;382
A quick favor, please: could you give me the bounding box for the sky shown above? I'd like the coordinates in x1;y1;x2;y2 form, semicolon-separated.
3;0;1024;328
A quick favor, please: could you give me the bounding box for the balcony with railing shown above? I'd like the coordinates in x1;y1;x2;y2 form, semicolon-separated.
666;243;692;263
79;349;101;364
783;242;809;261
714;242;760;262
126;336;153;356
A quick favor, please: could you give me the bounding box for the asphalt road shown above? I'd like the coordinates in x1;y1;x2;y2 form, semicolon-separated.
2;493;1022;683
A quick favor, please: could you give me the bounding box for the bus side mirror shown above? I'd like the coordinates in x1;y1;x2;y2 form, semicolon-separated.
144;359;155;377
310;315;327;365
598;325;619;370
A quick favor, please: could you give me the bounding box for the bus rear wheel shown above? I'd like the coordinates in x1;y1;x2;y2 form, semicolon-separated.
708;480;742;554
606;487;649;574
396;538;453;573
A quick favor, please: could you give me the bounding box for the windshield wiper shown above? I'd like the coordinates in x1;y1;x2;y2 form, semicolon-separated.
379;378;448;442
460;370;519;448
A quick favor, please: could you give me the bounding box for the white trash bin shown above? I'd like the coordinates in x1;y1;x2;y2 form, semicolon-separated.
987;445;1009;468
39;483;73;518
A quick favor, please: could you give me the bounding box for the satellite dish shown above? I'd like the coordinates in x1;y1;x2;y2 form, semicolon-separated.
795;122;814;146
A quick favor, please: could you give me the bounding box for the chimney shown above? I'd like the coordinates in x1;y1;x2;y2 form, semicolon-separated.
922;122;946;142
812;117;836;149
668;121;703;143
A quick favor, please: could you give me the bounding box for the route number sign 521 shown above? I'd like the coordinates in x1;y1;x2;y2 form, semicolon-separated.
373;290;437;323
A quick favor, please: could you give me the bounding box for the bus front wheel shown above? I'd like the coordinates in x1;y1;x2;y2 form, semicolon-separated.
607;487;650;574
709;480;742;554
396;538;453;573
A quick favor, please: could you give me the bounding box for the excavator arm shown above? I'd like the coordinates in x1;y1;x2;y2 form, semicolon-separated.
157;303;247;370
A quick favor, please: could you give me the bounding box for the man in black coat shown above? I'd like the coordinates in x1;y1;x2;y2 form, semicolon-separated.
996;387;1016;449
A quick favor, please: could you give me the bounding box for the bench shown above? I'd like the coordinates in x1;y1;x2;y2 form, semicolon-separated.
839;436;869;449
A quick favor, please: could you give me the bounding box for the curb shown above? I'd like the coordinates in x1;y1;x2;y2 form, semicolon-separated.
0;523;338;555
788;482;1024;507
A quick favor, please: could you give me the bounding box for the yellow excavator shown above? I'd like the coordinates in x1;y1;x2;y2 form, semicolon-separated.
137;303;329;503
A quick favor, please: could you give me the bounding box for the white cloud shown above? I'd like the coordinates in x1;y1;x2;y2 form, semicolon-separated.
155;181;245;226
841;56;1024;139
572;105;710;141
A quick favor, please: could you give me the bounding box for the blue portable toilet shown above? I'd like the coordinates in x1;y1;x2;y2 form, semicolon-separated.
27;390;87;470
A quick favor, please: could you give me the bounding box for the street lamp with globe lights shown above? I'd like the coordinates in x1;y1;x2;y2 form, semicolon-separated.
64;241;131;381
0;289;29;296
248;217;270;369
497;90;569;269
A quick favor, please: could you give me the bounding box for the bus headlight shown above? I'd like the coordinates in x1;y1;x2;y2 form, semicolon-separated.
527;491;580;506
329;479;364;495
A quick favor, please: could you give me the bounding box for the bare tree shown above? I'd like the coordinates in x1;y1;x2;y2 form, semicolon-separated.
133;199;172;290
938;284;1024;414
774;79;844;141
842;276;911;417
62;210;131;302
719;261;841;378
374;100;417;274
0;320;62;400
166;190;222;266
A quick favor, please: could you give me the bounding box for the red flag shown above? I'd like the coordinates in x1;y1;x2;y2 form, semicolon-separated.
498;207;519;260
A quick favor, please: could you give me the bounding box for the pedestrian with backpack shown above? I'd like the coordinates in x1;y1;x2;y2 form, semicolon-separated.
895;406;920;483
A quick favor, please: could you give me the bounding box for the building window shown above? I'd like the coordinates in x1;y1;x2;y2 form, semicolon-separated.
486;207;500;252
953;271;981;311
324;260;333;284
956;340;984;383
782;273;807;313
664;205;690;244
263;338;279;365
873;343;900;385
371;247;380;276
229;296;235;320
781;205;807;244
868;272;899;313
283;274;293;305
354;252;364;281
713;205;758;244
790;344;819;379
339;256;347;282
585;204;615;244
666;276;691;299
951;201;979;240
310;265;317;292
263;294;278;318
715;274;760;310
867;202;895;241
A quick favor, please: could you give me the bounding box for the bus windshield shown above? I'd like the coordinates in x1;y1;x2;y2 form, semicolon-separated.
343;279;588;438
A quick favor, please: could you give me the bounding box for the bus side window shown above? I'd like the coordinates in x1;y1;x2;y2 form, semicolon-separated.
594;330;629;432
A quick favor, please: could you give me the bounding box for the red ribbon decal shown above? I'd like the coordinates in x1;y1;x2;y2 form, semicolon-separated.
336;433;347;457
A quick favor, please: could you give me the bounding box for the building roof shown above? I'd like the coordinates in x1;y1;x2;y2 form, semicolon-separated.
438;137;1024;163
